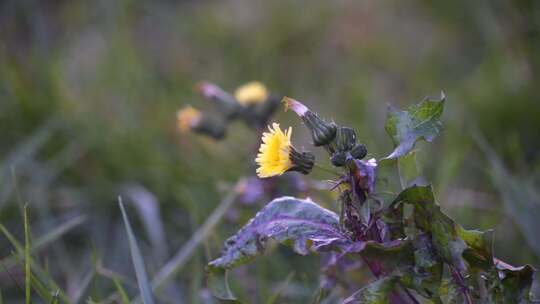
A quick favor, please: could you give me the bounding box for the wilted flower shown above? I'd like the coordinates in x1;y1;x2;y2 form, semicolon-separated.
177;106;202;133
283;96;309;116
282;97;337;147
351;158;377;198
197;81;241;119
256;123;315;178
234;81;269;105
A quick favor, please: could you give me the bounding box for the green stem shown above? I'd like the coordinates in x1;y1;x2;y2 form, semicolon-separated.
313;164;341;177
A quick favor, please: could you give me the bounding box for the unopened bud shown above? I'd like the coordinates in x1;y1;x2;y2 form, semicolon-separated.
331;152;347;167
335;127;357;152
350;144;367;159
304;111;337;146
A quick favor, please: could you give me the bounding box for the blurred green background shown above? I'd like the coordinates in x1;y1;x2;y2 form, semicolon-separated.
1;0;539;303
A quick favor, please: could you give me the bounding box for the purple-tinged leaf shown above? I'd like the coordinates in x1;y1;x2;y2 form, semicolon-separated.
384;93;445;160
392;185;467;271
343;276;400;304
208;196;353;271
494;260;535;303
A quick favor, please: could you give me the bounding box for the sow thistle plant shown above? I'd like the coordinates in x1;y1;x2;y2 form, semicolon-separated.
207;94;536;303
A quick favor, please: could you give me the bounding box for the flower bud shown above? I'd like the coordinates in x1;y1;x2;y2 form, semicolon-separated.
302;111;337;146
282;97;337;147
331;151;347;167
335;127;357;152
350;144;367;160
288;149;315;175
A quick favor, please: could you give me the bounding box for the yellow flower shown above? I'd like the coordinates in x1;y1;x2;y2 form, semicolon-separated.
177;106;202;133
256;123;293;178
234;81;269;105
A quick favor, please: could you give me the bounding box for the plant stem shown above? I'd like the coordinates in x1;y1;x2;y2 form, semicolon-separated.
313;164;341;177
451;267;473;304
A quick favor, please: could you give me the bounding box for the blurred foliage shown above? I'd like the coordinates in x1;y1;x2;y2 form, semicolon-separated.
0;0;539;302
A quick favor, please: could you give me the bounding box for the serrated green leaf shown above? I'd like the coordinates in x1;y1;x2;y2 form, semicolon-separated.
343;276;399;304
400;233;444;299
392;185;536;303
208;196;352;271
392;185;467;271
360;240;415;274
397;150;426;189
384;93;445;159
495;261;535;303
457;227;494;270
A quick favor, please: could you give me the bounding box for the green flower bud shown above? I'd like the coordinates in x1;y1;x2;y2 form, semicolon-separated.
302;111;337;146
350;144;367;159
335;127;357;152
331;151;347;167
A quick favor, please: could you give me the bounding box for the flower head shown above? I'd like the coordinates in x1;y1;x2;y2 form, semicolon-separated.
256;123;293;178
177;106;202;133
256;123;315;178
235;81;269;106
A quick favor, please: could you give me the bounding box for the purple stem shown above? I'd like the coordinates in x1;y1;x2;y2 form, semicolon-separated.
451;267;473;304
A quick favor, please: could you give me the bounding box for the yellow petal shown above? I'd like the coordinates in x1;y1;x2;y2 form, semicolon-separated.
255;123;293;178
235;81;269;105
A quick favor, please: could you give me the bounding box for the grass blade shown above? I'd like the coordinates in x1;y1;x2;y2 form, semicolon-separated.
118;197;155;304
0;215;87;269
113;277;131;304
0;223;69;303
23;205;31;304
